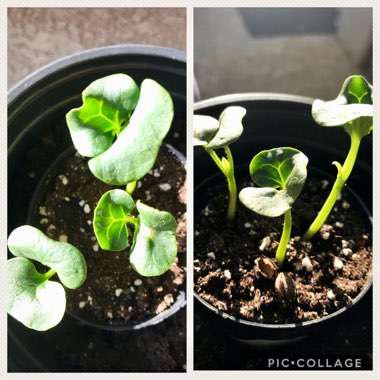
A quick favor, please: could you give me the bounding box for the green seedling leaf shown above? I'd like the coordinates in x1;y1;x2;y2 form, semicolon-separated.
312;75;373;138
8;257;66;331
193;106;246;149
193;115;220;146
88;79;174;185
304;75;373;241
130;201;177;277
66;74;140;157
93;189;136;251
7;225;87;289
194;106;246;220
239;148;308;217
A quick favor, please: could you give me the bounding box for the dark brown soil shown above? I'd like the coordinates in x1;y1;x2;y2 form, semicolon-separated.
194;176;372;324
31;147;186;326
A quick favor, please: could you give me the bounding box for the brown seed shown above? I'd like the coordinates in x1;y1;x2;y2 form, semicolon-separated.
274;272;296;308
254;256;278;279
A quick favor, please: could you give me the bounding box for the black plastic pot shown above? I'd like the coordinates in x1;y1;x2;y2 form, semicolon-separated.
194;94;372;348
26;143;186;332
8;45;186;372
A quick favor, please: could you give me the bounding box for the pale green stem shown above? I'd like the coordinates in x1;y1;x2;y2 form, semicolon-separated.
125;215;138;226
224;146;237;221
206;148;228;176
126;181;137;195
276;209;292;269
205;147;237;220
43;268;56;280
303;132;362;241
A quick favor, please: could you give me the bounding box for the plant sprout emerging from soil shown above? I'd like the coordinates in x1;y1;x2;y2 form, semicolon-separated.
7;225;87;331
239;148;308;268
66;73;178;277
303;75;373;241
194;106;246;220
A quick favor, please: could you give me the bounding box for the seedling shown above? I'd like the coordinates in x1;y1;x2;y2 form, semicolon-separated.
66;73;178;276
194;106;246;220
93;190;177;276
303;75;373;240
239;148;308;268
7;225;87;331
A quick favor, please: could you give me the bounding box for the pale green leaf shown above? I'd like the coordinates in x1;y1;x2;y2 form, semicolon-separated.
312;75;373;138
239;148;308;217
130;201;177;277
7;225;87;289
239;187;290;217
88;79;174;185
66;74;139;157
7;258;66;331
207;106;246;149
193;115;220;146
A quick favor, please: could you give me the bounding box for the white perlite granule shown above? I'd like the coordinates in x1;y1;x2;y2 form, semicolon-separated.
224;269;232;280
327;290;335;300
159;183;171;192
333;257;344;270
302;256;313;272
59;175;68;185
259;236;271;251
39;206;48;216
207;252;216;260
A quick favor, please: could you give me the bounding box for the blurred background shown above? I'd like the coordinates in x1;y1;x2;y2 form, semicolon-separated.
194;8;372;100
8;7;186;89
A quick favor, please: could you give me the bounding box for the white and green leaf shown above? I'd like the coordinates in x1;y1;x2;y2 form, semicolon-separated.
7;225;87;289
130;201;177;277
312;75;373;138
88;79;174;185
239;148;308;217
7;257;66;331
193;115;219;146
193;106;246;149
66;74;140;157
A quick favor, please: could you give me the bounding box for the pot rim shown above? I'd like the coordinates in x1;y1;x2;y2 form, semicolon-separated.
195;92;315;110
8;44;186;105
194;96;373;331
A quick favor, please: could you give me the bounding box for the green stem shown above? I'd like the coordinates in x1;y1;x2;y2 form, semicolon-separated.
125;215;138;226
276;209;292;269
206;148;228;176
224;146;237;220
205;147;237;220
303;132;362;241
126;181;137;195
43;268;56;280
